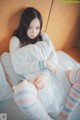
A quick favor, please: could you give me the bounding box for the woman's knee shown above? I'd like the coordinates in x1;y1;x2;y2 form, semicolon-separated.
13;80;38;104
13;80;37;95
75;68;80;82
68;68;80;84
13;80;38;111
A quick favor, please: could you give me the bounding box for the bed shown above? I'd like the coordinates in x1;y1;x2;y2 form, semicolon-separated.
0;51;80;120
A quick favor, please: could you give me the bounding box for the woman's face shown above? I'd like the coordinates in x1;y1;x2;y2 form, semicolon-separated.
27;18;40;39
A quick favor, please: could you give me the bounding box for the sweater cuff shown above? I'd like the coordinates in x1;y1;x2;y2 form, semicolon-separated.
39;60;51;76
42;68;51;76
39;60;46;69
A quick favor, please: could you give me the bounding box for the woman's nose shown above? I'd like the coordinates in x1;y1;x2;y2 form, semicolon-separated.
32;29;36;34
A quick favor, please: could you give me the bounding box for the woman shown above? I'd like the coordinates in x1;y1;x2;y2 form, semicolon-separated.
10;7;80;120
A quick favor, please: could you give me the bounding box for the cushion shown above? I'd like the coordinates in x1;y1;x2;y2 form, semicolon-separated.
0;52;20;102
0;62;13;102
56;50;80;70
0;52;20;85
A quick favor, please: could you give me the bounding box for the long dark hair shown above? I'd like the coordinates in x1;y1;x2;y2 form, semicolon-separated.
13;7;43;46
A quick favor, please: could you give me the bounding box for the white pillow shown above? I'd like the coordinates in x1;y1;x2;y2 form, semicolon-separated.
0;62;13;102
56;50;80;70
0;52;20;85
0;52;20;102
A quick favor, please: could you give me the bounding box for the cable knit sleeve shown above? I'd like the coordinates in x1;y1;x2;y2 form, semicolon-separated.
9;36;50;75
47;48;59;65
36;32;53;57
39;32;59;65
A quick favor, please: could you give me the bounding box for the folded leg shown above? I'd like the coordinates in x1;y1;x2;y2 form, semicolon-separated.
57;68;80;120
13;80;53;120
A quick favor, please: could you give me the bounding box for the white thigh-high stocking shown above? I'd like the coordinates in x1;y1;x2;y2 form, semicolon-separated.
13;80;53;120
57;68;80;120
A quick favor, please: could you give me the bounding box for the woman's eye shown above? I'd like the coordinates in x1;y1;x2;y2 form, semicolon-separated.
36;27;40;30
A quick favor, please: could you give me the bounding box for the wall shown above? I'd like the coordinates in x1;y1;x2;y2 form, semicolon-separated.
46;0;80;50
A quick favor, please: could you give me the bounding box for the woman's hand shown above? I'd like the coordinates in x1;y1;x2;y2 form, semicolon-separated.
46;60;58;73
34;73;48;89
